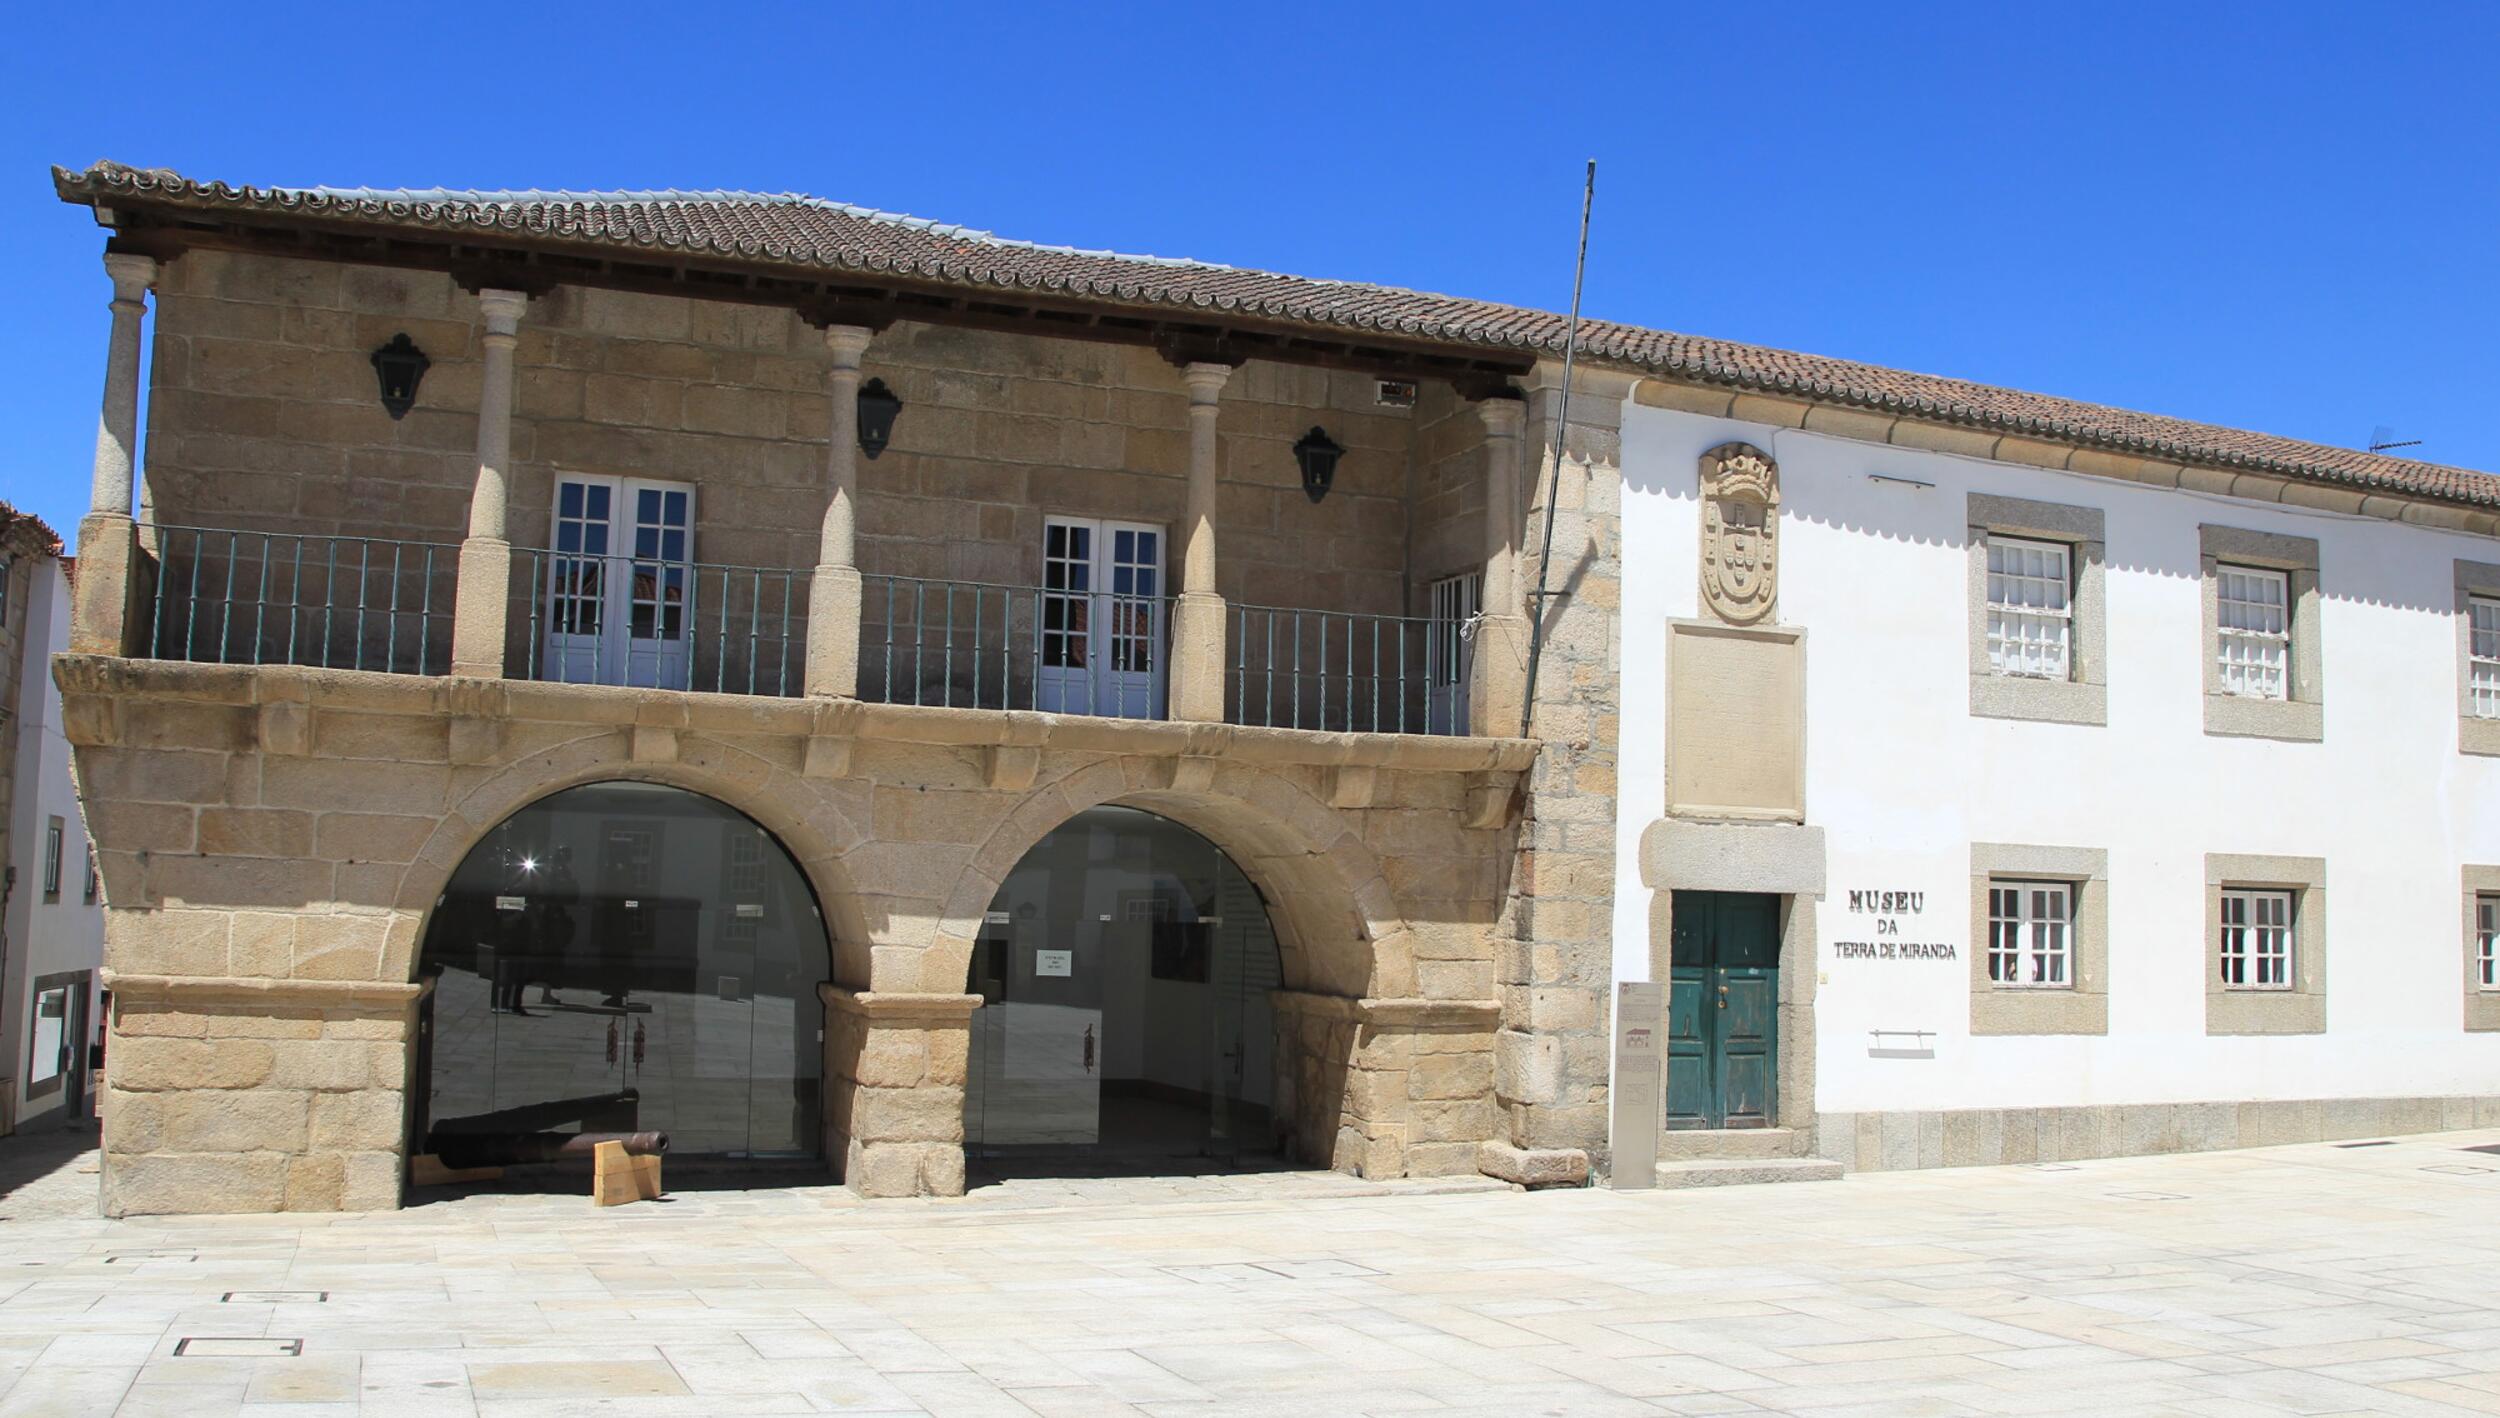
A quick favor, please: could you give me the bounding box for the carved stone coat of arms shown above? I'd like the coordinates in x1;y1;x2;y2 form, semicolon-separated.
1699;442;1780;625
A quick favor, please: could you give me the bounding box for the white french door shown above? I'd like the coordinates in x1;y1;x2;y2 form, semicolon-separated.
1036;517;1166;719
543;475;697;689
1426;569;1482;734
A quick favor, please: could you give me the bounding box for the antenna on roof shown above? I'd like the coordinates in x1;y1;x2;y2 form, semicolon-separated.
1519;160;1598;739
2368;425;2423;454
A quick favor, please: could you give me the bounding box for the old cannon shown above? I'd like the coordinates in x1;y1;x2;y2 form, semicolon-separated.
427;1129;668;1172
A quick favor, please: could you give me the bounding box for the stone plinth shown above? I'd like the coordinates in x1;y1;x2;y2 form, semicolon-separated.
1276;992;1500;1180
822;987;977;1197
99;973;426;1216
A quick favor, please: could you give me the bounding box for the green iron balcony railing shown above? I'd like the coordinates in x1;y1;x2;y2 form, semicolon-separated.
1228;602;1472;736
139;524;455;675
518;547;808;696
860;573;1172;719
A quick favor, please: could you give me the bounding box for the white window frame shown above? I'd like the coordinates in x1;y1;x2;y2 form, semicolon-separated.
1036;516;1166;720
2215;565;2291;701
82;842;98;906
542;474;699;690
2479;894;2499;992
2470;597;2500;721
2218;887;2294;990
1986;879;2073;989
1984;536;2073;681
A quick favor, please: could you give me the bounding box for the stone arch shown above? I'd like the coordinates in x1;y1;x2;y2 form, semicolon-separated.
916;755;1411;1001
390;728;870;984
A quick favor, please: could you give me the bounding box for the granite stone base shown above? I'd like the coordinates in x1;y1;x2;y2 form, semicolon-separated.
1815;1095;2500;1173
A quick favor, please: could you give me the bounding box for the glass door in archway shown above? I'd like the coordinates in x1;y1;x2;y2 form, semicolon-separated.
964;807;1282;1171
418;782;827;1171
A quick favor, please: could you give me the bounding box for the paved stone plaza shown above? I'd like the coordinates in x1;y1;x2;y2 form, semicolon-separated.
3;1128;2500;1415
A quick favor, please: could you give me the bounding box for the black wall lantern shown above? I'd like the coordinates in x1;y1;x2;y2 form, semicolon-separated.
856;378;902;459
1293;425;1344;504
369;333;430;420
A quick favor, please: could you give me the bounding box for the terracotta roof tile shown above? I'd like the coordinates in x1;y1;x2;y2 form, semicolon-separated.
0;501;64;557
53;160;2500;510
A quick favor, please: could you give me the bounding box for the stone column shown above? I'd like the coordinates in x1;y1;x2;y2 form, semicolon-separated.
70;252;159;656
822;986;977;1197
450;289;530;678
1167;361;1232;722
1467;396;1530;737
805;325;875;697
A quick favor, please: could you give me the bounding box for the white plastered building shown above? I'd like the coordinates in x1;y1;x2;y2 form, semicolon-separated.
1611;393;2500;1174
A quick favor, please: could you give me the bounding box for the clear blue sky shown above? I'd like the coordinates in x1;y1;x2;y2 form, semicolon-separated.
5;1;2495;547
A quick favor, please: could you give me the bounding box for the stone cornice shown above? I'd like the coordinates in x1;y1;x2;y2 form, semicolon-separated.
102;970;432;1010
819;985;982;1020
1271;990;1502;1028
52;657;1541;775
1635;377;2500;538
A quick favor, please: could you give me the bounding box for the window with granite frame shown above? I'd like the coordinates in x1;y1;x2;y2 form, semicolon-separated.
2455;561;2500;756
1967;494;2106;725
2200;525;2322;741
2463;867;2500;1032
1968;843;2108;1035
2205;853;2326;1035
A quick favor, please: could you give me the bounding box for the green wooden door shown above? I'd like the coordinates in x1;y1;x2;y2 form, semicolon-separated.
1663;891;1781;1130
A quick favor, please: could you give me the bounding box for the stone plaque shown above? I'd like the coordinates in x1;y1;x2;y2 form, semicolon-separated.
1665;621;1804;821
1699;441;1780;625
1610;981;1665;1188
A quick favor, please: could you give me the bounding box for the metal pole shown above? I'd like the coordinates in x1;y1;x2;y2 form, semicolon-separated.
1520;159;1597;738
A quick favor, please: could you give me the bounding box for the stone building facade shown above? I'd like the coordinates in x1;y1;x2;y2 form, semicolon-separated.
53;164;1602;1215
57;162;2491;1217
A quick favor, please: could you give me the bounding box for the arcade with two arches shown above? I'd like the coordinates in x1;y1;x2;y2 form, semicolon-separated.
412;782;1308;1179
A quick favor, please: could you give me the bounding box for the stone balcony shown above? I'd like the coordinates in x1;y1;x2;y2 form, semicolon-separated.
122;522;1506;739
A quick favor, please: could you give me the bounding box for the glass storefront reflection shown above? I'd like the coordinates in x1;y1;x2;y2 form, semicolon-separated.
965;806;1283;1163
416;782;826;1160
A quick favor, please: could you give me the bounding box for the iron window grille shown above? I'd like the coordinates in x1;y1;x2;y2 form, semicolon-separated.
2216;565;2291;700
2219;887;2294;989
2471;597;2500;719
1986;880;2072;988
1985;536;2073;680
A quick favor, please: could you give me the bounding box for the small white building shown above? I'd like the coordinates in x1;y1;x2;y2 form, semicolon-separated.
1611;385;2500;1173
1;520;105;1135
